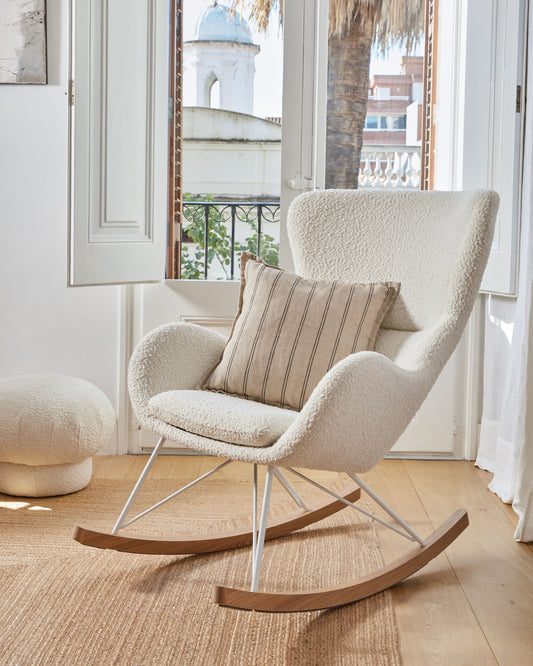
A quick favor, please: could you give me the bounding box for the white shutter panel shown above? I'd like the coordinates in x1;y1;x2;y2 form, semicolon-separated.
480;0;526;296
70;0;169;286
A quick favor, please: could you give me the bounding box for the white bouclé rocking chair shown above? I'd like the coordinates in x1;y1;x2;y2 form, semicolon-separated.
74;189;498;612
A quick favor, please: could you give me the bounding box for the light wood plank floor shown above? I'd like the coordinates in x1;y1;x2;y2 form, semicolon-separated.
93;456;533;666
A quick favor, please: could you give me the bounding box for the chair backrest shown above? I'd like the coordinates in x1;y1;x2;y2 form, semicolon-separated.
287;189;498;369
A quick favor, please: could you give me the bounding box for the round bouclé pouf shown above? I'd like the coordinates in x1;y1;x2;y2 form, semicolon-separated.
0;374;116;497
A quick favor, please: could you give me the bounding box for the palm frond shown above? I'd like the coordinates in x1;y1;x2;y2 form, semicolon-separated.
372;0;424;53
234;0;423;51
231;0;283;33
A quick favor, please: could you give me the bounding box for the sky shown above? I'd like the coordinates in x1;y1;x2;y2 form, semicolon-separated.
183;0;284;117
183;1;423;118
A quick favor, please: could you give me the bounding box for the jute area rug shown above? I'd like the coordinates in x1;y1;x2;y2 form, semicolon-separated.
0;476;402;666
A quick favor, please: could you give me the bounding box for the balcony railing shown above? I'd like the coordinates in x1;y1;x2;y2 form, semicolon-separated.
179;146;421;279
359;145;421;189
180;201;280;280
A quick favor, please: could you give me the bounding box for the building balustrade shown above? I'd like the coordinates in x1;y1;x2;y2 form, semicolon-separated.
359;145;421;189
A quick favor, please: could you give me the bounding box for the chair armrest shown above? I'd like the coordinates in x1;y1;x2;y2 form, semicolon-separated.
128;323;227;424
275;351;432;473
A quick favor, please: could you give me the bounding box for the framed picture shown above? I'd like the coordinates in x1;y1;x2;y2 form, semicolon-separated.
0;0;47;84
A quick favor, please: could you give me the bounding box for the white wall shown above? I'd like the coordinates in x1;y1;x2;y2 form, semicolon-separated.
183;107;281;198
0;0;121;452
183;140;281;198
184;107;282;141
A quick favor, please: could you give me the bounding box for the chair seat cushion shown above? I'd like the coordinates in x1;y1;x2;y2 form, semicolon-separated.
148;390;297;447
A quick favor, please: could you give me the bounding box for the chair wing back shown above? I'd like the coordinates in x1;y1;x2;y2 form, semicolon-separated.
287;189;499;368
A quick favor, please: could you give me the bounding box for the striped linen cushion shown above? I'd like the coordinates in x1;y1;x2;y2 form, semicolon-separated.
203;253;399;411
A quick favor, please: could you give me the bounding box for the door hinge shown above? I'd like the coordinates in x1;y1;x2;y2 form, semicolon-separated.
516;85;521;113
69;79;75;106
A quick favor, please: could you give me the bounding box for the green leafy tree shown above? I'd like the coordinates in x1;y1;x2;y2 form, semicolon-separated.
235;219;279;267
181;194;279;279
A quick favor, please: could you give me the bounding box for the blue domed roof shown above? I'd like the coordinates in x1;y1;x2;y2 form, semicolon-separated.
195;2;253;44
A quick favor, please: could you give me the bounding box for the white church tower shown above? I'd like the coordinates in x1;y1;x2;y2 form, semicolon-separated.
183;1;260;115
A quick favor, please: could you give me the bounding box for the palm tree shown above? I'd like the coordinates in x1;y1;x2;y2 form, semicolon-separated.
233;0;424;188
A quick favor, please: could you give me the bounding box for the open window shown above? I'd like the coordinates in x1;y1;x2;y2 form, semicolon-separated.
167;0;436;279
69;0;526;294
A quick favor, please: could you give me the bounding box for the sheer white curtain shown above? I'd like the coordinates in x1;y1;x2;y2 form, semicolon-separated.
476;14;533;542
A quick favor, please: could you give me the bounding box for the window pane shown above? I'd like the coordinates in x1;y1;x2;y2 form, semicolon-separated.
376;86;390;100
387;115;407;130
325;0;426;190
176;0;283;279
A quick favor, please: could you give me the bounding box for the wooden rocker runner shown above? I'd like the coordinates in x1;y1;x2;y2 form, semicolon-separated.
73;459;361;556
74;190;498;611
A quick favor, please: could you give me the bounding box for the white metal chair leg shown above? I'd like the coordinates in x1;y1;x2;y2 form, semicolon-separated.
347;473;426;546
273;467;310;511
112;439;232;534
112;436;167;534
118;459;232;530
251;466;275;592
252;464;258;580
285;467;425;545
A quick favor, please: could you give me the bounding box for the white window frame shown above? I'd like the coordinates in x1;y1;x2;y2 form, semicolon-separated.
482;0;527;295
434;0;527;296
279;0;328;273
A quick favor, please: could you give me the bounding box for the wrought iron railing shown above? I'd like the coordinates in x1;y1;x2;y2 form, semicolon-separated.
180;201;280;280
